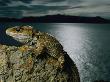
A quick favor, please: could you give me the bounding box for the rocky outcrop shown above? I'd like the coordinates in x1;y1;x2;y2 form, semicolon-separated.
0;43;80;82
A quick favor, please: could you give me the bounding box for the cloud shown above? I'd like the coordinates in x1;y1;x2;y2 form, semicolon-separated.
0;6;30;11
22;10;62;17
0;1;8;6
0;0;31;7
22;5;69;17
6;0;68;7
28;0;68;6
0;10;22;18
0;0;110;18
0;0;11;6
61;4;110;18
7;1;30;7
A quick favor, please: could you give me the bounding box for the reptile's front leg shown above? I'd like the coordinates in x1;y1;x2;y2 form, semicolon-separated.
32;42;45;57
58;55;65;68
50;49;65;68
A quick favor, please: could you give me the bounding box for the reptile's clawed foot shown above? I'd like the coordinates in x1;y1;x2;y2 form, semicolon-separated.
58;56;64;68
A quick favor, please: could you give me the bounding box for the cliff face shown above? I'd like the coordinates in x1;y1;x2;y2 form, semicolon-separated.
0;43;80;82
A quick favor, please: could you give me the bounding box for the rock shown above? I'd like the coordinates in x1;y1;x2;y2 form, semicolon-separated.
0;44;80;82
0;43;80;82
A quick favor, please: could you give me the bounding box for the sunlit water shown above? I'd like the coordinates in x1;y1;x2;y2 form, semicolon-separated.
0;23;110;82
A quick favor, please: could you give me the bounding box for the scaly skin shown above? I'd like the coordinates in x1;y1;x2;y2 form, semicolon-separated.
6;25;65;68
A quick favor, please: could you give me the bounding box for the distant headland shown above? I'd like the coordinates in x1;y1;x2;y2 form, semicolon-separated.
0;14;110;23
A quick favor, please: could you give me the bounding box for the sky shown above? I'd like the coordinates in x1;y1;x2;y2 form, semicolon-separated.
0;0;110;18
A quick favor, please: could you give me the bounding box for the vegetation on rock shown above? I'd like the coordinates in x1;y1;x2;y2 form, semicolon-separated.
0;26;80;82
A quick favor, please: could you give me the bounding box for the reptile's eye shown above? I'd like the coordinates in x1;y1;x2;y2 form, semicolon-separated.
16;27;21;32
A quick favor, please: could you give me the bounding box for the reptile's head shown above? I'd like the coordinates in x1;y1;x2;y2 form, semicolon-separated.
6;25;36;43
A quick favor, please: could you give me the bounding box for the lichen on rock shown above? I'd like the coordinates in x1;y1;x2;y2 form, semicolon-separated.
0;25;80;82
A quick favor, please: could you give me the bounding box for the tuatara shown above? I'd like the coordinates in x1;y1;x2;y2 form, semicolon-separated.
6;25;65;68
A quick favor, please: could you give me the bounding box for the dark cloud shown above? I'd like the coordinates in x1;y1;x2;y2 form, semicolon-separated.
0;10;22;18
30;5;68;10
0;1;7;6
0;0;11;6
43;0;66;3
0;6;27;10
70;6;85;9
29;5;68;14
0;0;66;6
18;0;32;3
0;0;11;3
0;0;32;4
0;0;110;18
0;5;68;11
0;4;68;17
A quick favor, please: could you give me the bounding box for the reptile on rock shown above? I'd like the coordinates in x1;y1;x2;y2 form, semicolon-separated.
0;25;80;82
